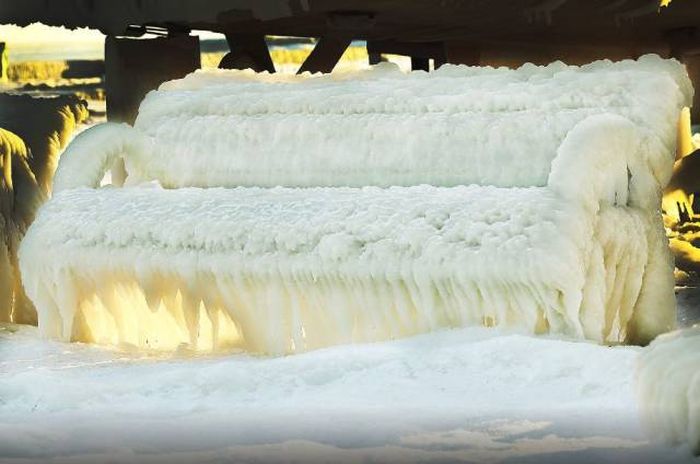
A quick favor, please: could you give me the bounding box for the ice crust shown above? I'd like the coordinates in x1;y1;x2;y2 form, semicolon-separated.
638;327;700;455
24;55;690;353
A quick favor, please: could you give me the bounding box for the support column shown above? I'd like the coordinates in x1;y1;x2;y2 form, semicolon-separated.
297;37;351;74
410;57;430;72
105;35;201;125
0;42;7;83
220;34;275;73
368;51;382;66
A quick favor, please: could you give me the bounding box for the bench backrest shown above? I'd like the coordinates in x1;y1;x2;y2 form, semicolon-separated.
125;56;692;190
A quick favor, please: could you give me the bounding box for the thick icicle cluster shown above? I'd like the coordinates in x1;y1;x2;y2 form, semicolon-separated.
637;327;700;455
22;55;691;354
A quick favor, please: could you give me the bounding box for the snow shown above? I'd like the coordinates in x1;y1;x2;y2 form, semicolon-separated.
25;55;691;353
638;326;700;455
0;322;696;464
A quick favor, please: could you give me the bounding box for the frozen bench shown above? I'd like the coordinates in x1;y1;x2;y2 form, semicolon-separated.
19;55;692;354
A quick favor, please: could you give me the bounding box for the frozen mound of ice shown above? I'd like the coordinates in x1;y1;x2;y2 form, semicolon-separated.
637;327;700;455
24;55;690;354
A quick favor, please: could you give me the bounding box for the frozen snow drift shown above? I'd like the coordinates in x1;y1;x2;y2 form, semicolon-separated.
20;55;691;353
1;323;697;464
638;326;700;455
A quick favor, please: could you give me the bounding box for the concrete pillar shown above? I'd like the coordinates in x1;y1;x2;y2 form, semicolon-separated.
105;35;201;125
0;43;8;83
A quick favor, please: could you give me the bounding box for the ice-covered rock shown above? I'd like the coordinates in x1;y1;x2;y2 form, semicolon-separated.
21;55;691;353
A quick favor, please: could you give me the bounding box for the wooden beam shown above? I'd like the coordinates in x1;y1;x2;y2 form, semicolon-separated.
297;37;351;74
221;34;276;73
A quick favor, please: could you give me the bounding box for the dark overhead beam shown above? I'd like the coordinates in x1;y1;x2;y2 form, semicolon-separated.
297;36;352;74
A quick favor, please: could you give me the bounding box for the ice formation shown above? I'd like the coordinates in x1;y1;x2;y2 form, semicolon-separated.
21;55;691;354
0;95;89;326
0;128;45;326
637;327;700;455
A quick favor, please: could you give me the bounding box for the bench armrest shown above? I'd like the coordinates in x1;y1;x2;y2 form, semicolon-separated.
547;114;662;213
53;123;149;194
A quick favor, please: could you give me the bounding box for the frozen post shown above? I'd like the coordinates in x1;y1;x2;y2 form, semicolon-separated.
0;42;8;83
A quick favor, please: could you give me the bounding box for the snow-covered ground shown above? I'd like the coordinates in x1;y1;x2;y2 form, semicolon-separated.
1;320;697;463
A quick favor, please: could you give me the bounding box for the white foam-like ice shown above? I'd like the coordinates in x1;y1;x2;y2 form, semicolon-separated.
115;57;688;192
25;55;690;353
638;327;700;455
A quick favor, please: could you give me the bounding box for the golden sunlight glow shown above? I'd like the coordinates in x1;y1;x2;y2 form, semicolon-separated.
663;109;698;222
73;277;243;353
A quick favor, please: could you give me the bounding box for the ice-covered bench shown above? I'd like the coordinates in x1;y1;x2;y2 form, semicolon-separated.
19;55;692;354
